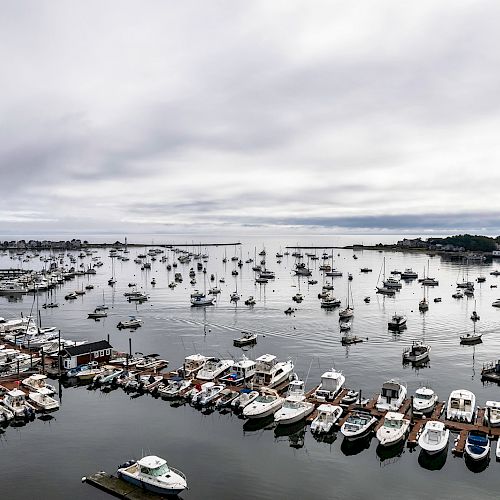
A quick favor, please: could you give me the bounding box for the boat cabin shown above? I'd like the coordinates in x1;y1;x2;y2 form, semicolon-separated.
61;340;112;370
381;381;402;402
220;356;256;385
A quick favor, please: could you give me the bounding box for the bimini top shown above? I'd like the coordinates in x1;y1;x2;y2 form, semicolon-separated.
137;456;167;470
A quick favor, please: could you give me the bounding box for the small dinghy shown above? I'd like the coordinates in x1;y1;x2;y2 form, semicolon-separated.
418;421;449;455
310;404;343;434
339;321;351;332
465;431;490;461
341;390;359;405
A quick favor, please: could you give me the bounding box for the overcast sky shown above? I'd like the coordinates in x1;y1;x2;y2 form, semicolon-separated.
1;1;500;236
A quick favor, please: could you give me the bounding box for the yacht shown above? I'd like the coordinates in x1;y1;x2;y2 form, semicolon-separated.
418;421;449;455
314;368;345;402
197;357;233;381
402;342;430;363
340;410;377;440
117;456;187;496
274;377;314;425
465;431;490;461
310;404;343;434
376;412;410;447
484;401;500;427
242;388;284;419
412;387;438;415
220;355;256;385
446;389;475;423
375;380;407;411
388;314;407;330
253;354;294;388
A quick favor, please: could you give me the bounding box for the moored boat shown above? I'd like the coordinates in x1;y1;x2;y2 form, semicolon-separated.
418;421;449;455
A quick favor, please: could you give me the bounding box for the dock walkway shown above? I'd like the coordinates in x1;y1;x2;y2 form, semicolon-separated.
84;472;162;499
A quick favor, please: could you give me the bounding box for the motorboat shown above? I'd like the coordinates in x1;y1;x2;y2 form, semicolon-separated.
376;412;410;447
220;355;256;385
492;298;500;307
310;404;343;434
339;321;351;331
402;342;430;364
2;389;35;419
231;389;259;411
190;296;215;307
0;405;14;423
233;331;257;347
22;374;56;395
117;455;187;496
197;357;233;381
28;392;60;411
314;368;345;402
419;298;429;311
400;268;418;279
274;377;314;425
375;380;407;411
76;362;104;381
388;314;407;331
117;316;142;329
446;389;475;423
484;401;500;427
244;296;256;306
412;387;438;415
253;354;294;388
340;410;377;440
320;295;341;308
157;378;191;399
465;431;490;461
242;388;283;419
88;309;108;319
179;354;208;378
194;383;225;406
215;389;239;408
434;297;442;303
93;367;123;386
418;421;449;455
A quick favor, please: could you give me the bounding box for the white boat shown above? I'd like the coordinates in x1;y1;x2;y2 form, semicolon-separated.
117;456;187;496
0;405;14;423
402;342;430;363
376;411;410;447
418;421;449;455
180;354;208;377
320;295;341;308
215;389;239;408
253;354;294;388
388;314;407;330
22;374;56;395
465;431;490;461
190;296;215;307
339;307;353;319
28;392;60;411
158;378;191;399
2;389;35;419
233;331;257;347
340;410;377;440
484;401;500;427
310;404;343;434
412;387;438;415
195;383;225;406
375;380;407;411
242;388;283;419
197;357;233;381
117;316;142;329
220;355;256;385
339;321;351;331
314;368;345;402
231;389;259;410
274;377;314;425
446;389;476;423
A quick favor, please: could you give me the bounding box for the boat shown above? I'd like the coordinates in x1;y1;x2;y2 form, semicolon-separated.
215;388;239;408
242;387;283;419
179;354;208;378
418;421;449;455
190;296;215;307
400;268;418;279
446;389;475;423
292;293;303;303
484;401;500;427
195;383;225;406
339;279;354;318
310;404;343;434
117;316;142;329
0;405;14;423
314;368;345;402
375;380;407;411
231;389;259;411
471;311;480;321
22;374;56;395
28;392;60;411
273;377;314;425
340;410;377;440
452;291;464;299
197;357;233;381
412;387;438;415
219;355;256;385
460;322;482;345
88;309;107;319
2;389;35;419
376;412;410;447
402;342;430;364
230;291;240;302
433;297;442;303
419;298;429;311
284;307;295;315
320;295;341;308
492;298;500;307
76;362;104;381
253;354;294;388
339;321;351;331
244;296;256;306
233;331;257;347
364;296;370;303
157;378;191;399
117;455;187;496
465;431;490;461
388;314;407;331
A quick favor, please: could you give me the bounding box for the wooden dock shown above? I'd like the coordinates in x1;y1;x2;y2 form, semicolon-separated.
84;472;164;499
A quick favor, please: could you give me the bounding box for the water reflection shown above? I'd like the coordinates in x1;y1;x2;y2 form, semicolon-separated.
465;455;490;473
243;415;274;434
274;421;306;449
341;435;373;456
376;441;405;464
418;447;448;471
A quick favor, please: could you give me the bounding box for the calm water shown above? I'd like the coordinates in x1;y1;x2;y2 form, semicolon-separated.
1;235;500;499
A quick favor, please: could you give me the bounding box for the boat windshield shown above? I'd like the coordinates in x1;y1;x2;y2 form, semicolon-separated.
416;393;433;400
256;395;275;403
385;419;402;429
283;400;300;409
141;463;169;477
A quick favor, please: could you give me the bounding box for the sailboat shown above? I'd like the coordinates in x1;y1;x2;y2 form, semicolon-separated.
339;279;354;319
108;257;116;286
419;284;429;311
460;319;482;345
376;258;395;296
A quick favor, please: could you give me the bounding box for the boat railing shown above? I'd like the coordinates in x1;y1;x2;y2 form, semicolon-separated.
169;467;187;481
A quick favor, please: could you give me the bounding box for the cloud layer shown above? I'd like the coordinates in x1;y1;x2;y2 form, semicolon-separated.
1;1;500;235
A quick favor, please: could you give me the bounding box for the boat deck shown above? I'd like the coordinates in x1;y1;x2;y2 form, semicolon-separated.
83;472;162;499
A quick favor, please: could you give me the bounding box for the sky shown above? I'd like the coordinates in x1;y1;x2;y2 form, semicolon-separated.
1;0;500;236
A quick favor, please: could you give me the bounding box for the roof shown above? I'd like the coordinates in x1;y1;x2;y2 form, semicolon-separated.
317;404;341;413
415;387;434;396
385;411;404;420
8;389;26;397
137;456;167;469
256;354;276;363
321;369;342;380
63;340;112;357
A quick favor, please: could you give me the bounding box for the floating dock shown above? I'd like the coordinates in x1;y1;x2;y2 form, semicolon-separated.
83;472;164;499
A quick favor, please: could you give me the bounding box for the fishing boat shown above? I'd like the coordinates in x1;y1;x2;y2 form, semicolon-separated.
465;431;490;461
28;392;60;411
340;410;377;440
388;314;407;331
253;354;294;388
179;354;208;378
197;357;233;381
22;374;56;395
117;455;187;496
375;380;407;411
220;355;256;385
242;388;283;419
376;412;410;447
412;387;438;415
418;421;449;454
310;404;343;434
484;401;500;427
314;368;345;402
233;331;257;347
402;342;430;364
446;389;475;423
2;389;35;419
274;377;314;425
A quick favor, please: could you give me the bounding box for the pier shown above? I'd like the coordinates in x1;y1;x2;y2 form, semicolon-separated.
83;472;161;499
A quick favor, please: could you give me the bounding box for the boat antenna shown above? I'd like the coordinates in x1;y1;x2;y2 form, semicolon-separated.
304;358;313;385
